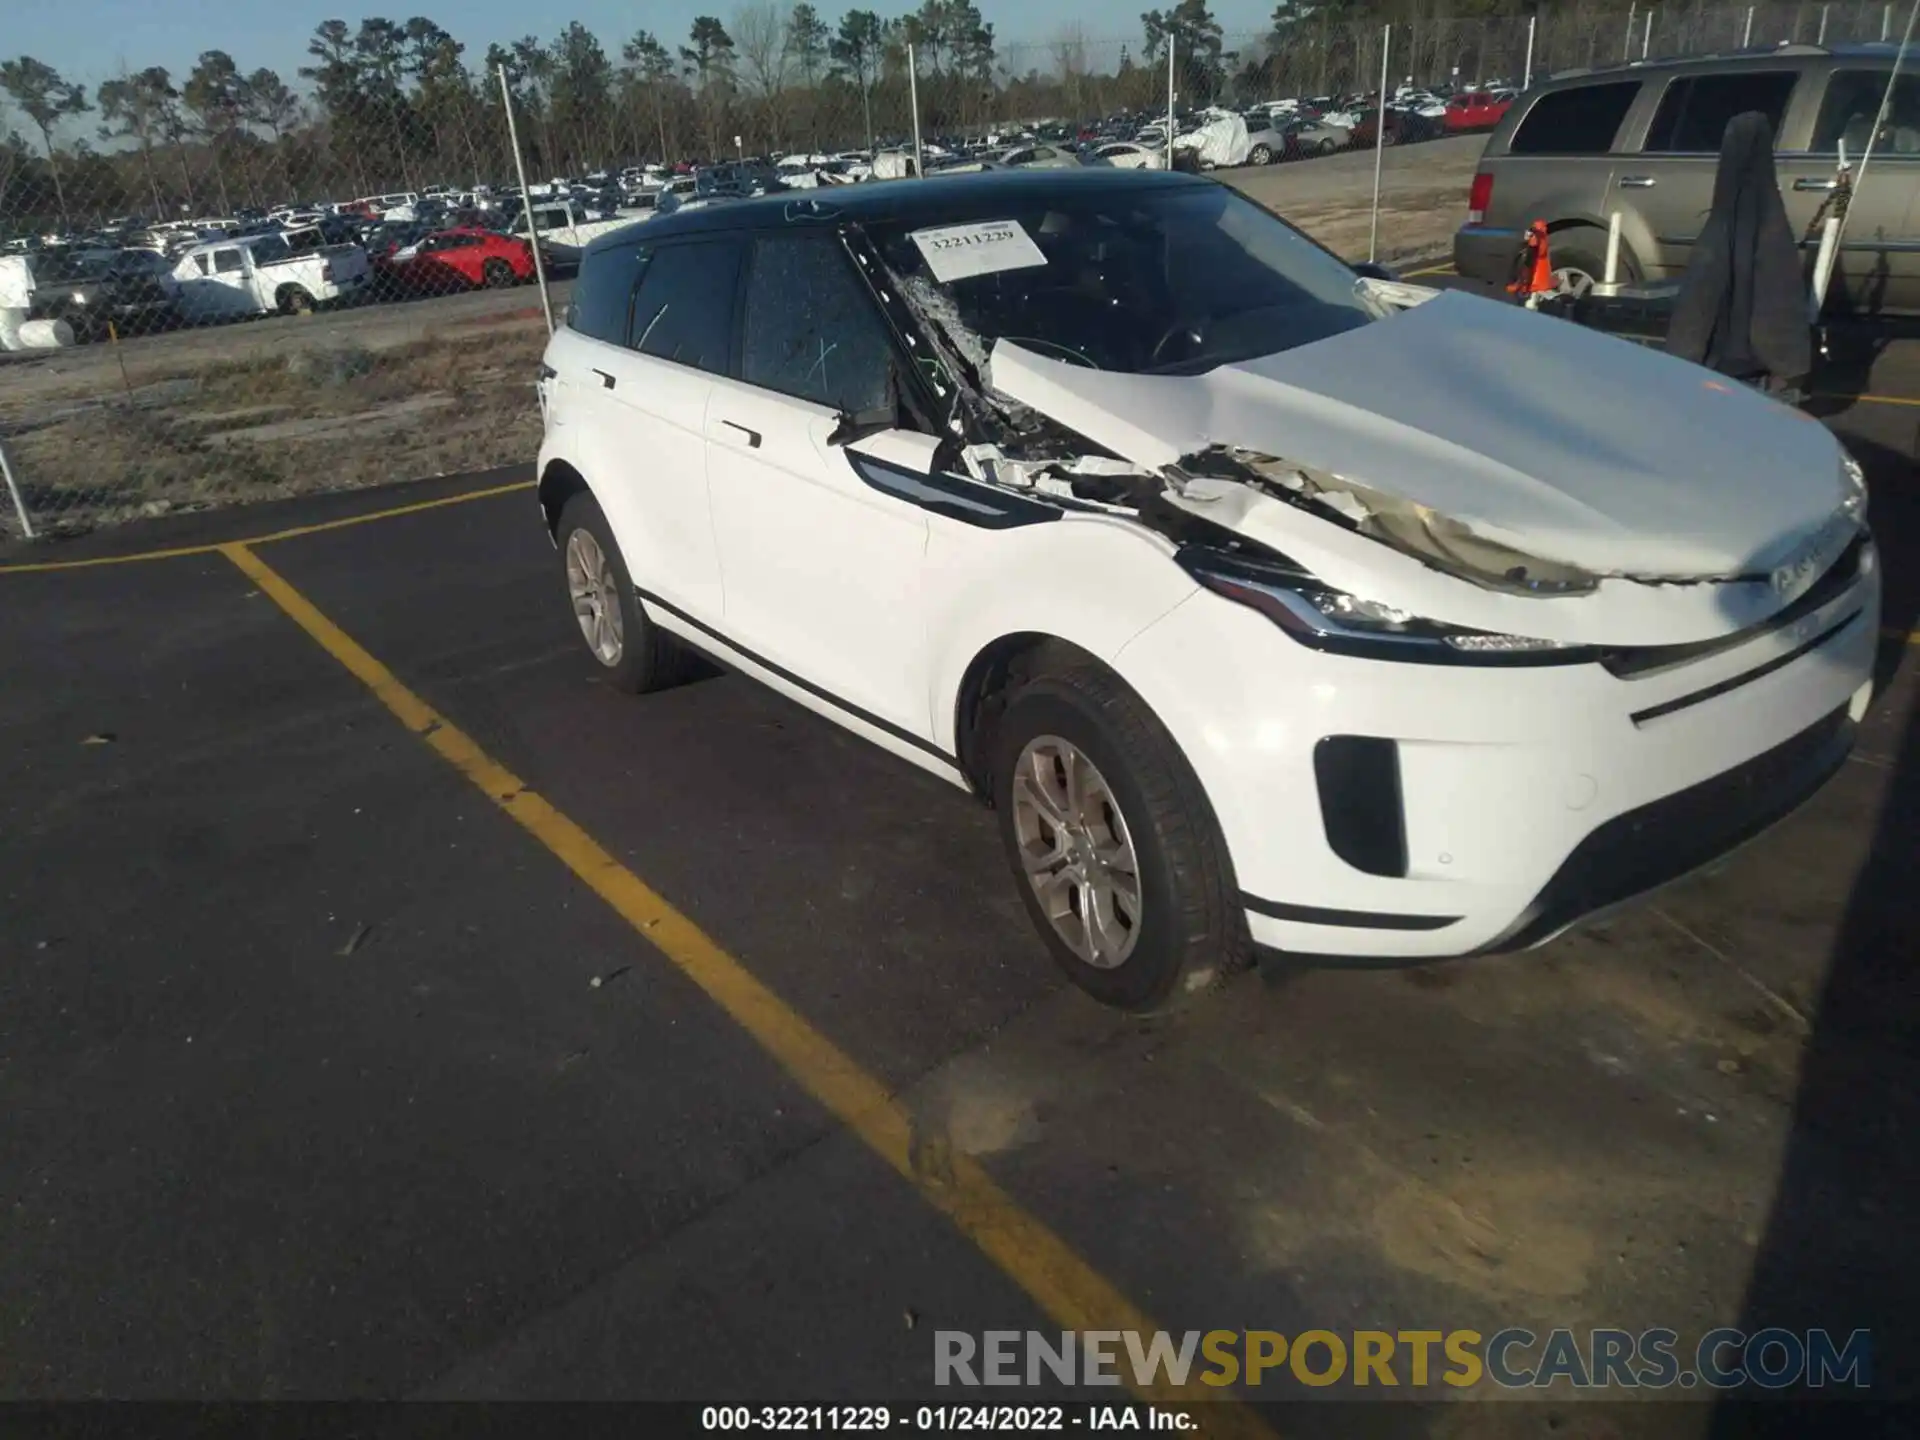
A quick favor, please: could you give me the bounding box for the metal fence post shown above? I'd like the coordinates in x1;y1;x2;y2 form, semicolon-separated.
0;437;35;541
1625;3;1638;58
1166;40;1177;170
907;44;924;179
1369;23;1391;264
1819;4;1831;42
498;64;554;335
1644;9;1655;56
1524;14;1536;89
1744;6;1756;44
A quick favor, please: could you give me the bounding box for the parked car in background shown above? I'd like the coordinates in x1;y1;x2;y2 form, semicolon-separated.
1085;140;1167;170
1443;90;1514;133
1283;117;1351;157
171;232;371;318
1454;46;1920;313
379;228;538;292
1351;107;1436;147
535;167;1877;1012
509;198;643;268
0;246;179;342
996;142;1082;170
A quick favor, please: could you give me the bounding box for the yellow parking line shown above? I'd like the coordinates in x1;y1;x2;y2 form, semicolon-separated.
1401;262;1456;278
1887;624;1920;645
219;537;1275;1436
0;479;533;575
1821;392;1920;408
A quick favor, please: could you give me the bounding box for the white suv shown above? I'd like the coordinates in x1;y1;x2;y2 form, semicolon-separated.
535;169;1877;1011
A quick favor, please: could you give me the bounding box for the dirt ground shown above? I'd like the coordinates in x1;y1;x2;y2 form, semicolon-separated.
2;319;546;533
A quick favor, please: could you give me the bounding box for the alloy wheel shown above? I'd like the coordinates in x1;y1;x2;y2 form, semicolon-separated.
1010;735;1142;969
565;528;625;666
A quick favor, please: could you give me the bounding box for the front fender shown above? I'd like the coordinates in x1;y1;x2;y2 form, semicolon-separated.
922;513;1199;755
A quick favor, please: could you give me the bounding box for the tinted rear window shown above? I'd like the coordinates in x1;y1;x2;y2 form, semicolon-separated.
630;237;744;374
1508;81;1640;154
1813;69;1920;152
1645;71;1798;152
566;244;647;345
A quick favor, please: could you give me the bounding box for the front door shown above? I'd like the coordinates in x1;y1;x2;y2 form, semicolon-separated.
703;232;933;741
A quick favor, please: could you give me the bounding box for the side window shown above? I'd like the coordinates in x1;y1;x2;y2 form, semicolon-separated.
193;254;211;276
628;237;744;374
1508;81;1640;154
1644;71;1798;152
213;249;244;274
565;242;649;345
1812;70;1920;154
740;235;894;415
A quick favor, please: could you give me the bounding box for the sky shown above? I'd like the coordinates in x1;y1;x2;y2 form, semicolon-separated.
8;0;1279;104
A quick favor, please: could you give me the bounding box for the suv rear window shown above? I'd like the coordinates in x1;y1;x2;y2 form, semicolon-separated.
1644;71;1798;152
629;237;744;374
566;243;647;345
1508;81;1639;154
1813;69;1920;153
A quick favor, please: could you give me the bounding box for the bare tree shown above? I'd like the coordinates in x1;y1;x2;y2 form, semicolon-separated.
0;57;90;225
732;2;791;152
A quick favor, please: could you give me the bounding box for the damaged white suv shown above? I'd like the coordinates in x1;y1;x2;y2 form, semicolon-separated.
535;169;1878;1012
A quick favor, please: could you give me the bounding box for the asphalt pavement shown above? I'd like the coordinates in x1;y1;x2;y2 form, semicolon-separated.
1;324;1915;1429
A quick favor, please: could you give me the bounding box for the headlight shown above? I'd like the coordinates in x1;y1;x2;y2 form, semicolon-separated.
1840;450;1868;525
1180;550;1596;666
70;290;90;305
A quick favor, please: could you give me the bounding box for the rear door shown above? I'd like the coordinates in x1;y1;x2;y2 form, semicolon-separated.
704;232;932;738
557;238;740;622
1489;79;1643;249
1622;68;1802;279
1784;65;1920;316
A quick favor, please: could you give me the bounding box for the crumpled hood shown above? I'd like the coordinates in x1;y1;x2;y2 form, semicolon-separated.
987;287;1847;579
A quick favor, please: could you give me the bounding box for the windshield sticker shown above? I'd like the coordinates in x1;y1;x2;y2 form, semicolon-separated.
909;220;1047;284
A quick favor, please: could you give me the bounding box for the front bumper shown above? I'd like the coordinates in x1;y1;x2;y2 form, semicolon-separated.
1117;536;1880;960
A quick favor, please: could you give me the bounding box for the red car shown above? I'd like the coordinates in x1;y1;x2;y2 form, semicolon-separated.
1443;90;1514;134
379;228;536;293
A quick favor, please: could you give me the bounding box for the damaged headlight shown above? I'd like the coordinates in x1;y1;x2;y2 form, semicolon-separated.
1180;551;1596;665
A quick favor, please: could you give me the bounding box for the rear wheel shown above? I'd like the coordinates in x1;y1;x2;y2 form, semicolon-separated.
991;661;1250;1013
1549;238;1640;299
555;491;695;694
276;285;314;315
481;258;515;288
1318;136;1338;155
1247;144;1273;166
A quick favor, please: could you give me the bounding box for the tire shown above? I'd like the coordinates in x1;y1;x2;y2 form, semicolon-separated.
991;660;1251;1013
481;258;515;288
1548;237;1640;300
1318;137;1338;155
555;491;695;694
1248;144;1273;166
277;285;314;316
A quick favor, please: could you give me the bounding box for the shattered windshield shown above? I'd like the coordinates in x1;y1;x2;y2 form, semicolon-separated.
868;185;1384;377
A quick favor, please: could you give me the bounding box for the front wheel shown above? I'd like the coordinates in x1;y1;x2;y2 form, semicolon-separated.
1318;136;1338;155
555;491;695;694
992;661;1250;1013
481;258;515;288
1247;144;1273;166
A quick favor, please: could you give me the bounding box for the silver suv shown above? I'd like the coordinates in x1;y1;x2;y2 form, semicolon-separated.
1454;44;1920;315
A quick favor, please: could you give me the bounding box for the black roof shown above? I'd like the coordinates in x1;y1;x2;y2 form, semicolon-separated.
584;167;1214;257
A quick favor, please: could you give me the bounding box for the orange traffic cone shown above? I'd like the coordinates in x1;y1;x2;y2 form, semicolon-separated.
1507;220;1554;298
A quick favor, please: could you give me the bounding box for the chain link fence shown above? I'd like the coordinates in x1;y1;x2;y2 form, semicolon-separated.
0;3;1899;538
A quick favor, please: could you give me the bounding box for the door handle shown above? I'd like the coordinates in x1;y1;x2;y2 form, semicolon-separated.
1618;175;1657;188
1793;176;1839;191
591;368;616;389
718;419;762;449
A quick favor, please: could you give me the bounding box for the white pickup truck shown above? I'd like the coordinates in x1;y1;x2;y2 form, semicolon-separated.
171;233;371;319
507;199;647;267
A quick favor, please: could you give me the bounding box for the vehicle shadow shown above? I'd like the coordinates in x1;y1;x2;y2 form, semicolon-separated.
1710;687;1919;1425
